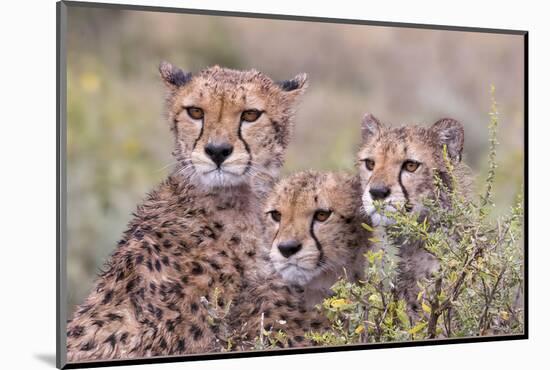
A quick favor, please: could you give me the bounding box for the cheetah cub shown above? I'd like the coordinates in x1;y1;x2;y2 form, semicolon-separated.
357;113;470;314
265;171;370;307
66;63;308;362
224;171;369;349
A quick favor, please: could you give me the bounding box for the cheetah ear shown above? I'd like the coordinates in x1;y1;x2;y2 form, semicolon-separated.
159;61;192;89
276;73;308;95
430;118;464;163
361;113;382;142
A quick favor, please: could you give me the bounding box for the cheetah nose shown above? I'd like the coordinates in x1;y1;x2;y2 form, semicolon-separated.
369;185;391;200
278;240;302;258
204;142;234;167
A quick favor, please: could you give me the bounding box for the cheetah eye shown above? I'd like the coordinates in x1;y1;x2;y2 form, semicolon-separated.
313;209;332;222
403;160;421;173
241;109;263;122
267;210;281;222
364;159;375;171
186;107;204;120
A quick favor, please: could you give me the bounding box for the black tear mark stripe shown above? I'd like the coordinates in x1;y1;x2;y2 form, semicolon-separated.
273;223;280;246
398;166;410;209
238;121;252;172
398;146;412;209
192;117;204;150
175;106;204;151
309;218;324;266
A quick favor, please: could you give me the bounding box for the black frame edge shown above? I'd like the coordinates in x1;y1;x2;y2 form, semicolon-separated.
62;0;527;35
57;1;68;369
523;32;529;339
63;334;527;369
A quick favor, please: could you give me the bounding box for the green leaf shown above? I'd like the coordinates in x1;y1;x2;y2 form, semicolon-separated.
421;301;432;314
368;293;382;305
396;305;410;328
362;222;375;232
408;322;427;335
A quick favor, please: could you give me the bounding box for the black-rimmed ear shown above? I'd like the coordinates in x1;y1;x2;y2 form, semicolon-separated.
276;73;308;93
159;61;192;89
361;113;382;142
430;118;464;162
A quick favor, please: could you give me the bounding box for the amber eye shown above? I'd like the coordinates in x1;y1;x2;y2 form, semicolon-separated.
268;210;281;222
364;159;375;171
314;209;332;222
403;160;420;173
186;107;204;120
241;110;262;122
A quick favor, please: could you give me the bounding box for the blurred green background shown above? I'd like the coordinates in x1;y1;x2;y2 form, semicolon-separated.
66;7;525;314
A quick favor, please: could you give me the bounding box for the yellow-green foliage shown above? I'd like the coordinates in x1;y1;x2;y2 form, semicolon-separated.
307;249;413;344
308;91;524;345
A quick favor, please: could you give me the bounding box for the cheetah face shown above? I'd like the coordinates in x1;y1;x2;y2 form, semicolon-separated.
265;171;364;286
357;114;464;227
160;62;307;190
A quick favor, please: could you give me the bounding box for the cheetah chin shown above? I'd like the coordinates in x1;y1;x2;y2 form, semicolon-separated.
275;263;319;286
199;168;246;188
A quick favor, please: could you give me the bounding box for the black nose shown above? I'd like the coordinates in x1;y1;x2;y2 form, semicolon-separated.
204;142;233;167
277;240;302;258
369;185;391;200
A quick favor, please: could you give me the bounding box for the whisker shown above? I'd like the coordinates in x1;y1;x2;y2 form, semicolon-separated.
155;161;179;173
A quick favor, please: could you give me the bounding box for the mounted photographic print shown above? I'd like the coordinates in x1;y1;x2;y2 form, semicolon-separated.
56;1;528;368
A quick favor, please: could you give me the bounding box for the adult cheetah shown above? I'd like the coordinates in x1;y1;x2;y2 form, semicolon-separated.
66;63;308;362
